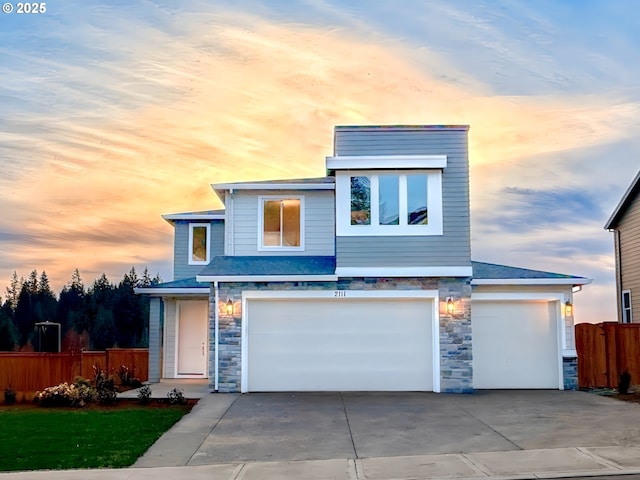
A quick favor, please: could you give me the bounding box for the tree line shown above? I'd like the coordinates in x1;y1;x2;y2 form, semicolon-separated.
0;267;161;352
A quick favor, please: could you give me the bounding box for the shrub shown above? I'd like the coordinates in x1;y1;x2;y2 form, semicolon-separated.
166;388;186;405
117;365;142;388
619;370;632;394
4;386;16;405
94;365;118;405
34;379;97;407
137;385;152;405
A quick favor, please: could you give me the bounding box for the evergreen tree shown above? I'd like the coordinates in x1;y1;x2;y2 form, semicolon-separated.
86;274;116;349
4;271;21;311
0;298;18;351
57;269;86;336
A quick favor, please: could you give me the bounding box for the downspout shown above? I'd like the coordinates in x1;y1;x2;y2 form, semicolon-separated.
213;281;220;392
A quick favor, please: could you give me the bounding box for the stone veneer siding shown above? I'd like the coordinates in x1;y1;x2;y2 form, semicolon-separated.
208;277;472;393
563;357;578;390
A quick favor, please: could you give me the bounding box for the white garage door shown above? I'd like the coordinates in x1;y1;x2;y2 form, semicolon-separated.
246;298;433;392
472;301;560;389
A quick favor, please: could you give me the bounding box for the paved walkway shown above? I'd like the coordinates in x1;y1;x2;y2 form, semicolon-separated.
4;389;640;479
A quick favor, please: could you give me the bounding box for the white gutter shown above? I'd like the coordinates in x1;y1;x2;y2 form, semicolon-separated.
133;287;209;295
197;274;338;282
471;278;593;286
213;281;219;392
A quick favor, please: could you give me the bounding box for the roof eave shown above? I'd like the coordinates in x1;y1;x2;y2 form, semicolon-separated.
471;278;593;286
604;170;640;229
134;287;210;295
196;274;338;282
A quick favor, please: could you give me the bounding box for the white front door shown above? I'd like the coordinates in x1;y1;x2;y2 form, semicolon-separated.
177;300;208;377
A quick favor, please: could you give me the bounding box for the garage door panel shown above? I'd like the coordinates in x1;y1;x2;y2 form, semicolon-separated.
472;301;559;389
246;298;433;392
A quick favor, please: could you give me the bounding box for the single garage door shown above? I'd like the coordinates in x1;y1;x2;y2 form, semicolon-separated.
246;298;433;391
472;301;560;389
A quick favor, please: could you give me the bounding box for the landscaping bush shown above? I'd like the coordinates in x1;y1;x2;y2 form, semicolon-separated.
34;378;97;407
137;385;152;405
117;365;142;389
3;387;16;405
166;387;186;405
619;370;632;394
93;365;118;404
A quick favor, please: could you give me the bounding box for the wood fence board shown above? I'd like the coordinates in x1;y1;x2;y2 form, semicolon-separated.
0;349;148;401
576;322;640;388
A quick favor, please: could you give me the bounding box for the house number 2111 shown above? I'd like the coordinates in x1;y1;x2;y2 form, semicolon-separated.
334;290;346;297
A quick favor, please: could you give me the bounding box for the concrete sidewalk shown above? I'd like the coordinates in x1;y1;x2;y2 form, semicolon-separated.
3;446;640;479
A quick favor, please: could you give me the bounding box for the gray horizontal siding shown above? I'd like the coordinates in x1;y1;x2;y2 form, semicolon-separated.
163;299;176;378
173;220;224;280
335;127;471;268
233;190;335;256
148;297;161;382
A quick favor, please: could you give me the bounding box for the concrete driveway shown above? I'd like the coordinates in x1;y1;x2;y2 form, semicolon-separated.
176;390;640;466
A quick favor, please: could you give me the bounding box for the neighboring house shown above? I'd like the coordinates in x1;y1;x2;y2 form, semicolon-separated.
136;125;591;393
605;170;640;323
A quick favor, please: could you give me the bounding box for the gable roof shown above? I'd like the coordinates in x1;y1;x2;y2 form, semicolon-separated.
605;170;640;229
471;261;591;286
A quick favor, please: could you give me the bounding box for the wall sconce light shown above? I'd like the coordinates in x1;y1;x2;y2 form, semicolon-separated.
564;301;573;317
446;297;455;315
226;298;234;315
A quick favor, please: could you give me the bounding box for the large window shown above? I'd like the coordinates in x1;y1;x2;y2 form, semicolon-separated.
260;197;304;250
340;171;441;236
188;223;210;265
622;290;633;323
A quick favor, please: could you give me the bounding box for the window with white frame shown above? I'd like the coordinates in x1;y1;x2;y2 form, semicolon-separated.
259;196;304;250
189;223;210;265
337;171;442;236
622;290;633;323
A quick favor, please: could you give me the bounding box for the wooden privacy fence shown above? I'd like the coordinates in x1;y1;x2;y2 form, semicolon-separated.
0;348;148;401
576;322;640;388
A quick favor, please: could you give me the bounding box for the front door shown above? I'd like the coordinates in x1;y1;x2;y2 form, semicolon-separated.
177;300;208;377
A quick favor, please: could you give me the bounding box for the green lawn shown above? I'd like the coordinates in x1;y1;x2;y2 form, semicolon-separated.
0;404;190;472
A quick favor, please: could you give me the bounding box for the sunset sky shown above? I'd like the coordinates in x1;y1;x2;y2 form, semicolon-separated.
1;1;639;323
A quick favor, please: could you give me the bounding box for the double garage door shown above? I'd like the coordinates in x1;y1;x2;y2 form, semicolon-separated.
246;298;435;392
244;297;561;392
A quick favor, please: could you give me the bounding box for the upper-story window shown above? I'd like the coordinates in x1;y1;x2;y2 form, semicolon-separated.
189;223;210;265
337;171;442;236
258;196;305;250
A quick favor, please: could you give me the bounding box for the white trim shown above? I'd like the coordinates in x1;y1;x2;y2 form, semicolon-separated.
257;195;305;252
240;289;440;393
472;291;566;390
188;223;211;265
225;191;234;256
471;278;592;286
213;182;334;190
472;292;565;302
134;288;210;295
334;266;472;277
622;289;633;323
197;274;338;282
326;155;447;170
213;282;219;391
335;171;443;236
162;213;224;221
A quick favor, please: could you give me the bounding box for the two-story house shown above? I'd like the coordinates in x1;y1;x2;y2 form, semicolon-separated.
605;170;640;323
137;125;591;393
